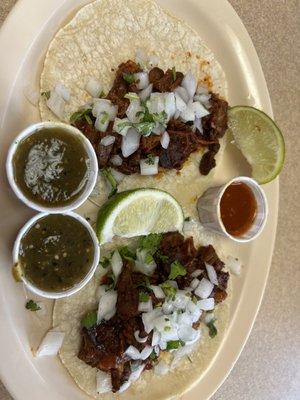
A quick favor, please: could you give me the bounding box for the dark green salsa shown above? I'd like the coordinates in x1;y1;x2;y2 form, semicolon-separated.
19;214;95;292
13;127;90;207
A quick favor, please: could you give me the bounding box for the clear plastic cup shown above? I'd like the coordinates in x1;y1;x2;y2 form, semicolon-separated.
197;176;268;243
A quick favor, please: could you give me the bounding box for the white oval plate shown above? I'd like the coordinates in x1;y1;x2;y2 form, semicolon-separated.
0;1;278;400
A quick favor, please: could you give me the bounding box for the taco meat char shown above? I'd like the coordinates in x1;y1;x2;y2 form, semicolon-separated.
71;60;228;176
78;233;229;392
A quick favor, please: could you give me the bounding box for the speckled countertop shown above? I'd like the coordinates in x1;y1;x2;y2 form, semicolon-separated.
0;1;299;399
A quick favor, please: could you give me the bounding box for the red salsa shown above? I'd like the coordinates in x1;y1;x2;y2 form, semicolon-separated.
220;182;257;236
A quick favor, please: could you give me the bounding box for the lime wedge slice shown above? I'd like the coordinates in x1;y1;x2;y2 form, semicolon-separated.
96;188;184;244
228;106;285;184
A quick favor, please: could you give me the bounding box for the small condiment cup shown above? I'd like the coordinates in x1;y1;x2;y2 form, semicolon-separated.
6;121;98;213
197;176;268;243
13;211;100;299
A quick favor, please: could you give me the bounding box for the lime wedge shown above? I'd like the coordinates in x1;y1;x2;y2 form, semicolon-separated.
96;188;184;244
228;106;285;184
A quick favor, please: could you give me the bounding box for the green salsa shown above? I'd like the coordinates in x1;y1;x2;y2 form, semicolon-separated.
19;214;95;292
13;127;90;207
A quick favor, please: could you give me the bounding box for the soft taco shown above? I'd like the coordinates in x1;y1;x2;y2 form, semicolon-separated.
40;0;231;398
39;0;229;220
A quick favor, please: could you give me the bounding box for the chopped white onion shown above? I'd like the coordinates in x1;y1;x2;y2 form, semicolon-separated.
140;345;153;360
138;299;153;313
226;256;242;275
154;360;169;376
134;330;148;344
190;278;200;290
162;301;174;315
121;128;140;157
164;92;176;120
135;48;148;68
100;135;115;147
181;71;197;99
85;77;102;98
125;345;142;360
197;298;215;311
46;91;65;119
174;86;189;104
147;93;165;114
152;122;165;135
174;92;187;112
180;102;195;122
129;363;145;382
110;154;123;166
96;370;112;394
178;325;200;344
135;249;157;275
167;280;178;289
148;54;160;67
134;72;149;90
95;113;110;132
140;156;159;175
205;263;218;285
194;278;214;299
92;99;117;120
111;250;123;280
150;285;165;299
139;83;153;101
54;83;70;102
118;381;131;393
151;331;161;346
204;312;215;324
35;329;64;357
142;308;162;334
97;291;117;323
193;117;203;134
96;285;109;300
191;269;202;278
23;85;39;106
191;101;210;118
113;117;130;136
126;99;143;123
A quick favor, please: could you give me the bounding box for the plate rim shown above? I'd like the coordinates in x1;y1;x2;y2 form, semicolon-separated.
0;1;278;399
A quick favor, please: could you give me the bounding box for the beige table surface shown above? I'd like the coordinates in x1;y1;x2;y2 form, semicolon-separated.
0;1;299;399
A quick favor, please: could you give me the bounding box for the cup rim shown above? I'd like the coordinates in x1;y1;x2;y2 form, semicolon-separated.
216;176;268;243
13;211;100;299
6;121;98;213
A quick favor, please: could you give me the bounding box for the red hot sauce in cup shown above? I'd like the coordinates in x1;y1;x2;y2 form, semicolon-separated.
220;182;257;237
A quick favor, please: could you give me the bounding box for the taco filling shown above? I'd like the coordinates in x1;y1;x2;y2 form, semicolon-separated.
78;232;229;393
70;60;228;177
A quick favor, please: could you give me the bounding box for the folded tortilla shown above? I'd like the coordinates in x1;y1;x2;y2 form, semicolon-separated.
42;0;230;398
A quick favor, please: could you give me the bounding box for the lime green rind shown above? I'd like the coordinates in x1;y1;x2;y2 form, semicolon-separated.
228;106;285;184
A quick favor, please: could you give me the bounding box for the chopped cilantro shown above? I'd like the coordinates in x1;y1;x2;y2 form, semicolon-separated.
206;318;218;338
101;168;118;198
25;300;41;312
172;66;176;82
168;260;187;280
160;282;177;298
145;154;155;165
41;91;51;100
135;277;152;290
192;295;198;304
123;73;136;84
166;340;184;351
164;326;171;332
152;110;168;126
100;256;111;269
124;92;139;101
119;246;136;261
70;108;93;125
81;310;97;329
134;121;155;136
150;350;157;360
138;233;162;256
139;292;150;302
145;253;154;264
100;112;109;124
155;251;169;263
